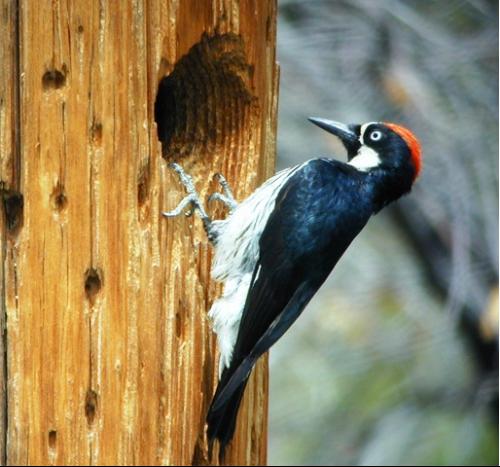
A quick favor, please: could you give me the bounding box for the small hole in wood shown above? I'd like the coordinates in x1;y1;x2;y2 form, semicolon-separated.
84;268;102;305
42;65;67;91
1;187;23;234
175;312;182;338
85;389;98;425
48;430;57;449
154;32;258;161
50;182;68;212
137;159;151;207
90;120;103;145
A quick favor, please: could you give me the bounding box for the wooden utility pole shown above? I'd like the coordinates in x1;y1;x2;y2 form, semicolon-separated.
0;1;278;465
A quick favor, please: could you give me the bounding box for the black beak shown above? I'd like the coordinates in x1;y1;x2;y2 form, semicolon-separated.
308;117;360;159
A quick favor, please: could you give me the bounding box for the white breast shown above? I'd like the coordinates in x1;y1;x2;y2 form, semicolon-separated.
208;164;302;374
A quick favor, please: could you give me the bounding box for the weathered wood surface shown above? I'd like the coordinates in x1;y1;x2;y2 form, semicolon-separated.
0;1;278;465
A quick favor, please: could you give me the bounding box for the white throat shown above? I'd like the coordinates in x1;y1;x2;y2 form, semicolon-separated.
348;145;381;171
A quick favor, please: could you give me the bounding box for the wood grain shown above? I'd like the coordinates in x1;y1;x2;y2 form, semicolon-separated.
0;1;278;465
0;0;22;464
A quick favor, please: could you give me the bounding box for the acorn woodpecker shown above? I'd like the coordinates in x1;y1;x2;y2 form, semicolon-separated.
163;118;422;459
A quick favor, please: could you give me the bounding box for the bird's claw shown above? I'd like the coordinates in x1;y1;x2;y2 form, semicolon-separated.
213;173;225;183
163;163;220;241
207;193;237;214
163;163;237;243
163;162;210;218
213;173;234;197
209;172;238;212
207;192;220;203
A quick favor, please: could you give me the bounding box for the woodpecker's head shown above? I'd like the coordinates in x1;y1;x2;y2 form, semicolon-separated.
309;118;422;198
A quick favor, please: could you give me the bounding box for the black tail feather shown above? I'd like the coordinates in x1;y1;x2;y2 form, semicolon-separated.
206;372;249;462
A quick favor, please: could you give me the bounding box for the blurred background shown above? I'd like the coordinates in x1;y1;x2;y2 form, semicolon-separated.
268;0;498;465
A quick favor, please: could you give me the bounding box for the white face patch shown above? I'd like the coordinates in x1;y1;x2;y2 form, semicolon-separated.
348;122;382;171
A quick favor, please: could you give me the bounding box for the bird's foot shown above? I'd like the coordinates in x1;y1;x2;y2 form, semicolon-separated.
163;163;217;242
208;173;238;213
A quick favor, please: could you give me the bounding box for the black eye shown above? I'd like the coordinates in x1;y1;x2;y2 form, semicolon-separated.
369;130;383;141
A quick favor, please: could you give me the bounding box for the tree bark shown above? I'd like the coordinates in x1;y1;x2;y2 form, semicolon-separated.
0;1;278;465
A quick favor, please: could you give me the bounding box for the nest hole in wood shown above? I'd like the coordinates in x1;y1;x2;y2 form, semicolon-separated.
154;32;259;162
